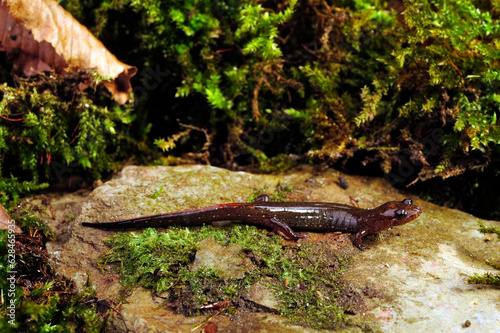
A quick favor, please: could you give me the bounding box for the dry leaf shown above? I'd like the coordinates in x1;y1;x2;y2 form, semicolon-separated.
0;0;137;104
0;203;22;233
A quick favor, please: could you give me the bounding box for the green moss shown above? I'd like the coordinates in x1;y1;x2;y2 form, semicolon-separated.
272;241;349;329
0;72;146;204
467;273;500;288
248;182;294;202
0;178;48;207
355;0;500;181
14;211;55;240
8;277;105;333
467;222;500;288
259;154;297;173
98;224;352;329
478;221;500;240
0;213;105;332
149;186;165;199
65;0;500;193
4;0;499;216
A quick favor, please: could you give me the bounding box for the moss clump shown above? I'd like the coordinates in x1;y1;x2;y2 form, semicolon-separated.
467;273;500;288
248;182;295;202
466;222;500;288
274;241;350;329
478;221;500;240
0;71;145;205
2;1;498;216
61;1;500;198
0;278;104;333
0;210;106;332
10;211;55;240
98;224;353;329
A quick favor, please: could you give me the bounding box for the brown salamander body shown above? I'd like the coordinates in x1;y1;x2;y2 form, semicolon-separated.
82;196;421;250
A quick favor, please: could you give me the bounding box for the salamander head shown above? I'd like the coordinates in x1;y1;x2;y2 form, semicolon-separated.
360;198;422;233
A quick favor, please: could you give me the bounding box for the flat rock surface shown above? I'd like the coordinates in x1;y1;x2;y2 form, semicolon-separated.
192;236;250;279
44;165;500;332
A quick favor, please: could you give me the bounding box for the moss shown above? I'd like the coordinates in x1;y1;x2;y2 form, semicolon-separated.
148;186;165;199
272;241;350;329
466;222;500;288
98;224;354;329
467;273;500;288
0;178;49;207
478;221;500;240
3;0;500;217
60;1;499;204
3;276;106;333
0;71;147;204
248;182;294;202
0;210;106;332
12;211;55;240
259;154;298;173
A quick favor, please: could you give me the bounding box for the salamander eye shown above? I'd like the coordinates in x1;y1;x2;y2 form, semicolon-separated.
395;209;407;218
402;198;412;205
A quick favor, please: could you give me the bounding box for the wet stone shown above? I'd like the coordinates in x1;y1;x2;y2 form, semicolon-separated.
41;165;500;332
246;281;280;311
191;237;251;280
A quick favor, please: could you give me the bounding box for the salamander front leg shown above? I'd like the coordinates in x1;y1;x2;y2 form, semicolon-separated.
354;229;369;251
268;217;309;240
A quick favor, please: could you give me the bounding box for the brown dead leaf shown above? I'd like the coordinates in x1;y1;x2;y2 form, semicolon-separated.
0;0;137;104
0;203;22;233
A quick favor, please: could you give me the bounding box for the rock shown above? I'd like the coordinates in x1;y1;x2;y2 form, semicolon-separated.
42;165;500;332
191;237;250;279
246;280;280;311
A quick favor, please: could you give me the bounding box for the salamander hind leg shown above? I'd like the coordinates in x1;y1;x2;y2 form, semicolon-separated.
354;230;369;251
269;217;309;240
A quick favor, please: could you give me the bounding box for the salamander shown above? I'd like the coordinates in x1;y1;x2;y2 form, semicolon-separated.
81;196;421;250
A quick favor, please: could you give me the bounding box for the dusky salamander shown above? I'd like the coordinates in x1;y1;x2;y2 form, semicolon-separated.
82;195;421;250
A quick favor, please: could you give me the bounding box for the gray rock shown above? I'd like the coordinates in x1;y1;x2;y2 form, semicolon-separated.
191;236;250;280
42;165;500;332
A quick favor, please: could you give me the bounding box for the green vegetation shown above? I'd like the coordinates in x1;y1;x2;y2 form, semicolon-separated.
98;225;351;329
0;72;144;205
467;221;500;288
0;210;105;332
1;0;499;217
478;221;500;240
363;0;500;181
0;277;104;333
1;2;498;329
467;272;500;288
149;186;164;199
248;182;294;202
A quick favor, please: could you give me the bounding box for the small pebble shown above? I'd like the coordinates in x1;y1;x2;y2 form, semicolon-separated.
338;175;349;189
463;319;471;328
203;322;218;333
